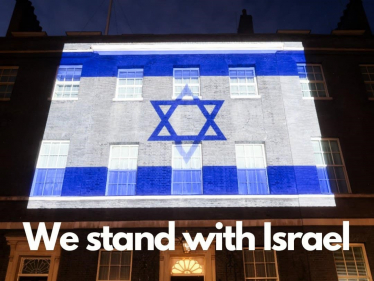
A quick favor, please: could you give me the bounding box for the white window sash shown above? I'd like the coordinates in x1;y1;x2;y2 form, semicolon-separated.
242;248;279;280
235;143;267;169
171;144;202;170
53;80;81;100
311;138;351;192
52;66;82;100
0;66;18;81
333;244;373;281
36;141;70;169
54;80;81;85
96;250;133;281
235;144;269;195
298;63;329;98
173;68;200;99
107;145;139;170
0;66;18;99
115;69;144;100
171;144;202;194
105;145;139;196
229;67;259;98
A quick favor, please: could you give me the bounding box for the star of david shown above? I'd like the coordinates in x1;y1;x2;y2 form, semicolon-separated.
148;98;226;142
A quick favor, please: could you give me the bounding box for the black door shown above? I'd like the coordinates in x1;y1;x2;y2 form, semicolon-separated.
19;277;48;281
171;276;204;281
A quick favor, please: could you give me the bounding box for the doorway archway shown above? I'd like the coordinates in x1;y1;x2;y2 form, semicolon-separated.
159;240;216;281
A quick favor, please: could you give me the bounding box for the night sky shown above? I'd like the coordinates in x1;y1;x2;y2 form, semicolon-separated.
0;0;374;36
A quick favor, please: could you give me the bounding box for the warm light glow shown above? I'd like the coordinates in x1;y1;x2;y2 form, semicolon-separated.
182;241;191;253
171;258;203;274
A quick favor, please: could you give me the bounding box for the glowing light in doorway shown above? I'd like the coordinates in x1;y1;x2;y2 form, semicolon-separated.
171;258;203;274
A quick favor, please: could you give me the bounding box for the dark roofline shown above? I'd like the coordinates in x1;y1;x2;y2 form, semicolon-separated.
0;33;373;53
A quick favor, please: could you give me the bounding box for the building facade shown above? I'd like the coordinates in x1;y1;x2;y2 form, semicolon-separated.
1;1;374;281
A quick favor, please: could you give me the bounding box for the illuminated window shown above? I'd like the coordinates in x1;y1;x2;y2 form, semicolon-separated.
360;65;374;98
0;66;18;100
172;144;202;194
106;145;138;196
53;65;82;99
31;141;70;196
171;258;203;275
312;138;349;193
115;69;143;100
235;144;269;194
229;67;258;97
297;64;329;98
173;68;200;99
97;251;132;281
333;244;372;281
243;249;279;280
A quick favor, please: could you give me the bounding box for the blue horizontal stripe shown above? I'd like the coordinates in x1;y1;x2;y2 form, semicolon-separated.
59;51;306;77
31;165;330;196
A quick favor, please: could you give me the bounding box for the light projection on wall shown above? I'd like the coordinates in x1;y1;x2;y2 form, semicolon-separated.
26;42;339;208
148;96;226;142
149;86;226;179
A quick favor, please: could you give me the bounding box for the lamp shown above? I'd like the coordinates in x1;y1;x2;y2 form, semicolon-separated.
181;230;191;254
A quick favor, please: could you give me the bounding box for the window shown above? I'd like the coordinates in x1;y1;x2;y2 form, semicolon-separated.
5;236;61;281
360;65;374;98
106;145;138;196
235;144;269;195
243;249;279;280
333;244;372;281
172;144;202;194
31;141;70;196
173;68;200;99
53;65;82;99
171;258;204;274
18;257;51;281
229;68;258;97
312;139;349;193
0;66;18;100
97;251;132;281
297;64;329;98
115;69;143;100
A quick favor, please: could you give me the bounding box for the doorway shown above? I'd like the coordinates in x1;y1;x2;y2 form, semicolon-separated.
159;239;215;281
171;277;204;281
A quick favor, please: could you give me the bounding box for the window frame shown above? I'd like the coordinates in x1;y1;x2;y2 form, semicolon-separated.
105;144;139;196
5;236;61;281
17;257;51;279
171;143;203;195
35;140;70;169
242;247;280;281
311;137;351;193
229;67;260;99
359;64;374;100
235;143;270;195
31;140;70;196
333;243;373;281
96;250;133;281
114;69;144;101
173;68;201;99
0;66;19;101
52;65;82;101
298;63;331;100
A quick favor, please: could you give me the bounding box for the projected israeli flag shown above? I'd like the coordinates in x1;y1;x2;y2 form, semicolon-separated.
28;41;341;207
